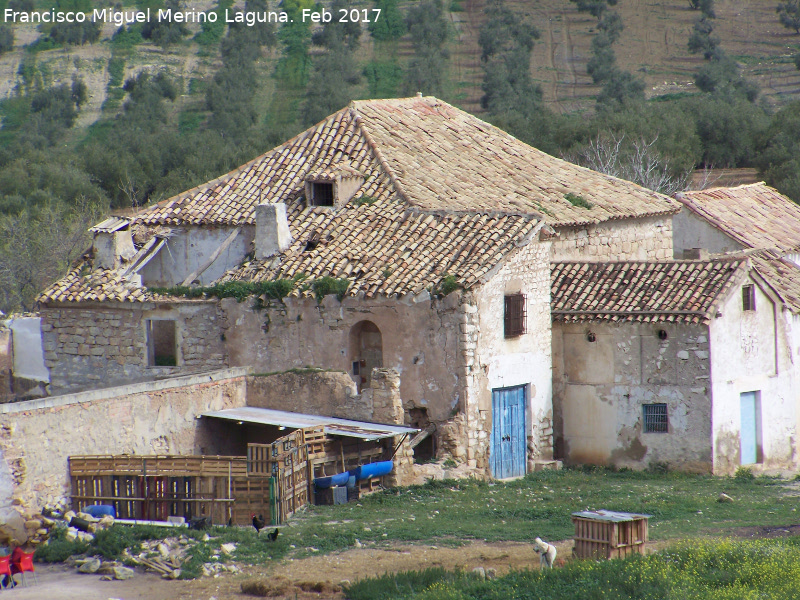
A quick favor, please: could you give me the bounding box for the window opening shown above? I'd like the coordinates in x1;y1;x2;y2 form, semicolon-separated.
504;293;526;338
310;182;334;206
643;403;668;433
742;284;756;311
147;320;177;366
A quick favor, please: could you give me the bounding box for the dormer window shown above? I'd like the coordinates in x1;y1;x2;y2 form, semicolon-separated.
304;164;365;209
310;182;334;207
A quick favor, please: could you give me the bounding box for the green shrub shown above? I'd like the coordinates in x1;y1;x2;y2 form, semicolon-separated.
735;466;755;482
311;276;350;302
34;527;90;563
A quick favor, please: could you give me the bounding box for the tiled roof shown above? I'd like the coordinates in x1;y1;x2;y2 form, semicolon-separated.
678;183;800;253
748;252;800;314
551;259;747;323
132;96;678;228
39;264;157;303
224;205;543;298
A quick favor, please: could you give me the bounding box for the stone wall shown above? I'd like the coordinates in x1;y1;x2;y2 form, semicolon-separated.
471;238;553;475
41;301;228;395
223;291;461;431
247;369;365;419
551;215;673;262
552;321;713;472
0;368;249;518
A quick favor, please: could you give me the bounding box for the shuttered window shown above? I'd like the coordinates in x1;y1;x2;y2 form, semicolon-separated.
742;284;756;311
504;293;526;338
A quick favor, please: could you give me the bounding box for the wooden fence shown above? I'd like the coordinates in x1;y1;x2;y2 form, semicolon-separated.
69;427;392;526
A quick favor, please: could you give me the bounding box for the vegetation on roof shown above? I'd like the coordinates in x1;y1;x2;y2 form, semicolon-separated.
148;279;297;303
564;192;594;209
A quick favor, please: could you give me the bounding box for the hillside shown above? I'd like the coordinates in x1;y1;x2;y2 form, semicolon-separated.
1;0;799;119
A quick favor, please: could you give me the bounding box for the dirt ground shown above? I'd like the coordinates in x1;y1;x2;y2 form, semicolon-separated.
6;539;572;600
9;526;800;600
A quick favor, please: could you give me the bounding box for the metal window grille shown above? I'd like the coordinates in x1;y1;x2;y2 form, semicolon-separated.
742;284;756;311
311;182;334;206
504;293;526;338
643;403;668;433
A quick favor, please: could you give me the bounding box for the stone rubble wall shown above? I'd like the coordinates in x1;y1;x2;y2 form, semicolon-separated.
551;215;674;262
0;368;248;518
471;239;554;476
41;302;228;395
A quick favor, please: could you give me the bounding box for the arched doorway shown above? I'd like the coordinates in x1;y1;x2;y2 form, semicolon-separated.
349;321;383;391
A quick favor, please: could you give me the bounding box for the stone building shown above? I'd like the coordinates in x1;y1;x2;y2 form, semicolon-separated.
551;258;798;474
37;96;679;478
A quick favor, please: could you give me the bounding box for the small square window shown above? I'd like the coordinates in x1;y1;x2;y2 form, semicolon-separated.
310;182;334;206
742;284;756;311
643;403;668;433
504;293;526;338
146;320;177;367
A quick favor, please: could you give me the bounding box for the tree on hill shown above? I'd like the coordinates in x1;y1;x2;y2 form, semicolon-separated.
688;0;715;18
778;1;800;33
0;26;13;55
141;0;189;47
369;0;406;41
479;0;541;117
570;0;617;20
687;16;720;59
403;0;450;96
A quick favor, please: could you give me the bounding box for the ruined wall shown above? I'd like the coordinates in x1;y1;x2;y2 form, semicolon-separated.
709;277;797;475
551;215;673;262
0;368;248;512
552;321;714;472
246;369;367;421
139;226;255;287
672;207;744;258
41;301;228;395
471;239;553;475
223;292;461;428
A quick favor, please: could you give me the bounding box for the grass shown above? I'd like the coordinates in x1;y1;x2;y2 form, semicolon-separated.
346;538;800;599
34;469;800;579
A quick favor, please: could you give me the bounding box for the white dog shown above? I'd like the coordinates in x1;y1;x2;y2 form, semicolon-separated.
533;537;557;569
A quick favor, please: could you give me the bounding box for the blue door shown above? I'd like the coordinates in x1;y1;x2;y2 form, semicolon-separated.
491;386;527;479
740;392;760;465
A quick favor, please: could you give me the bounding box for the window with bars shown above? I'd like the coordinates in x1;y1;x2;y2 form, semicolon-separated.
742;284;756;311
504;293;526;338
309;182;334;206
643;403;668;433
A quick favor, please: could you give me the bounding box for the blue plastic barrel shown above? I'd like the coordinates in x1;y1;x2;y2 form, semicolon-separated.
351;460;393;481
84;504;116;518
314;471;350;489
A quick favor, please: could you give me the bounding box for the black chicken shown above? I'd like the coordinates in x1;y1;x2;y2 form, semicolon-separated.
252;514;265;533
267;528;279;542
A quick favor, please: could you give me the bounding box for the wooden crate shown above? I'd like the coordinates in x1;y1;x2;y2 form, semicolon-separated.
572;510;651;560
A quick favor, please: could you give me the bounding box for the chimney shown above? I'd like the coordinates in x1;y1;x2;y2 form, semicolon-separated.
683;248;709;260
255;202;292;259
94;230;136;269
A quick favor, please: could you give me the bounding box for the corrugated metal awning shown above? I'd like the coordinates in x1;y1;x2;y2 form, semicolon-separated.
201;406;418;441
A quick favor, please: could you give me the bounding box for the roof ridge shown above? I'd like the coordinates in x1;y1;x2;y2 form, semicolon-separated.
681;181;767;196
128;107;352;222
348;104;410;204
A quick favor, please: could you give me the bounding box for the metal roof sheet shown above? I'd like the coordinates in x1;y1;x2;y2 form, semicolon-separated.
571;510;653;522
90;217;130;233
201;406;418;441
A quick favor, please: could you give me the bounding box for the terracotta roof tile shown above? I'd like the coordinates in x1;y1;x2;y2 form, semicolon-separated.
551;259;747;323
678;183;800;253
223;205;542;298
132;96;678;228
747;251;800;314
